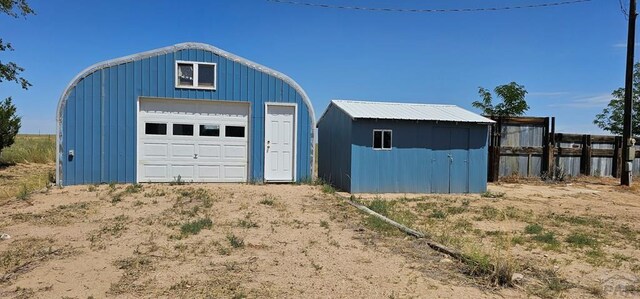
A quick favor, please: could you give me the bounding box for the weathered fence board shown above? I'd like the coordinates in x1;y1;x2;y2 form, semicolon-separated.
488;116;640;180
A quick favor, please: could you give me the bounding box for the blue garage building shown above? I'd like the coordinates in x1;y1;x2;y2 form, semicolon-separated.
317;100;494;193
56;43;315;185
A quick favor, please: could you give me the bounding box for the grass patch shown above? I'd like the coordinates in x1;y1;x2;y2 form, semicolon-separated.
430;209;447;219
0;164;54;203
238;213;259;229
15;184;30;201
0;135;55;164
88;215;129;250
480;206;504;221
367;199;392;216
259;197;275;206
109;256;154;295
480;191;505;198
176;188;213;208
227;233;245;248
532;232;561;250
565;232;598;248
320;220;329;229
0;237;68;275
180;218;213;236
446;205;467;215
12;202;94;226
551;214;603;228
143;189;166;198
524;224;544;234
124;184;143;194
321;184;336;194
363;215;397;235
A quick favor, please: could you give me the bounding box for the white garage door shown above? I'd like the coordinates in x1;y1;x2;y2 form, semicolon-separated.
137;98;249;183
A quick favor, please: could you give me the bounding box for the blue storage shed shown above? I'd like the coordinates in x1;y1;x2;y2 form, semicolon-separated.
317;100;494;193
56;42;315;185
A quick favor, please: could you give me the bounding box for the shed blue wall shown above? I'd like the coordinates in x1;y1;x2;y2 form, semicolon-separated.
61;48;313;185
349;119;489;194
317;104;352;191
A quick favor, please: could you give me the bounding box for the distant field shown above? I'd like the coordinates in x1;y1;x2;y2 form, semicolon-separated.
0;134;55;165
0;135;55;202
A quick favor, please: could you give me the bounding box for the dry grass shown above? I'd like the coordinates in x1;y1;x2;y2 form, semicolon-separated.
0;135;56;203
0;135;55;165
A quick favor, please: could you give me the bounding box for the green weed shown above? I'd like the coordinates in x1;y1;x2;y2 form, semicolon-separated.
180;218;213;236
525;224;544;234
227;234;245;248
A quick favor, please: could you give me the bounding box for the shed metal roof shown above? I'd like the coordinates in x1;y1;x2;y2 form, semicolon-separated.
319;100;495;124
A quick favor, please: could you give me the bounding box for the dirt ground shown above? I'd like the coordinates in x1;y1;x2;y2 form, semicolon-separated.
0;176;639;298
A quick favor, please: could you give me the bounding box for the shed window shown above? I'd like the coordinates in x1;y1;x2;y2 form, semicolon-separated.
173;124;194;136
145;123;167;135
225;126;245;138
373;130;392;150
175;61;216;90
199;124;220;137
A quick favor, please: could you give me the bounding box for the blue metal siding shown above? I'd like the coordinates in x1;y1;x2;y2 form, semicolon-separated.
61;48;313;185
317;104;352;191
349;119;488;194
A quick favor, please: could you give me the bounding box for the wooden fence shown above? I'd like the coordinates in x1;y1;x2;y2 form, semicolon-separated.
487;116;640;182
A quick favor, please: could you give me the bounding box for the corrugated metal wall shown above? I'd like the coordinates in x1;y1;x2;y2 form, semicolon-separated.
61;47;313;185
348;119;489;193
317;104;352;191
499;124;544;177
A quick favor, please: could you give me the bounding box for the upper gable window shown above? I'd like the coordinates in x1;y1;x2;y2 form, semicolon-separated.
175;61;216;90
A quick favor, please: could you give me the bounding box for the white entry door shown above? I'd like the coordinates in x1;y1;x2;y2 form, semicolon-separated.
137;98;249;183
264;104;296;182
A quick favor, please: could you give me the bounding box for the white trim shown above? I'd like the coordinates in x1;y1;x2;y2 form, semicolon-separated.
175;60;217;90
56;42;315;185
264;102;297;182
372;129;392;151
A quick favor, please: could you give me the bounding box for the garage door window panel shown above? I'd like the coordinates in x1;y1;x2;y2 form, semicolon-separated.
175;61;217;90
200;124;220;137
173;124;194;136
145;123;167;135
226;126;245;138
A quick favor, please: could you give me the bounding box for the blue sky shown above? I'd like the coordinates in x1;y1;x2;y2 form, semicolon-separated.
0;0;633;134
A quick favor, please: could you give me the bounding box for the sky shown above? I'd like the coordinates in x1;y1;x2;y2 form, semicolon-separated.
0;0;634;134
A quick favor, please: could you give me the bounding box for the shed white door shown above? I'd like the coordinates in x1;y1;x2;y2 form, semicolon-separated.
137;98;248;183
264;104;296;182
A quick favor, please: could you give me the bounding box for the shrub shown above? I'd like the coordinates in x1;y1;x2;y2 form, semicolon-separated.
0;97;20;160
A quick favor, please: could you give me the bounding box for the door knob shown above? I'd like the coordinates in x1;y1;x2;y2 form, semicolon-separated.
194;154;198;159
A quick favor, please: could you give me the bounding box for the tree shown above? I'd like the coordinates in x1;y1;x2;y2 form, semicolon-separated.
593;63;640;135
472;82;529;117
0;0;33;155
0;97;20;154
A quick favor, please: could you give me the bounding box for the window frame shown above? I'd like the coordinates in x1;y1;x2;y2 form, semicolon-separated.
199;124;220;137
225;125;246;138
172;123;195;136
175;60;217;90
372;129;392;150
144;122;167;135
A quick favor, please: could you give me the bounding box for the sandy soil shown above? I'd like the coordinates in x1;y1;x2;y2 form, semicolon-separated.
0;177;638;298
0;182;522;299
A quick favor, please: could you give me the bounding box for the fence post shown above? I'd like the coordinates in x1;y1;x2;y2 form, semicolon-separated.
549;117;556;174
580;134;592;176
488;118;501;182
613;136;622;178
